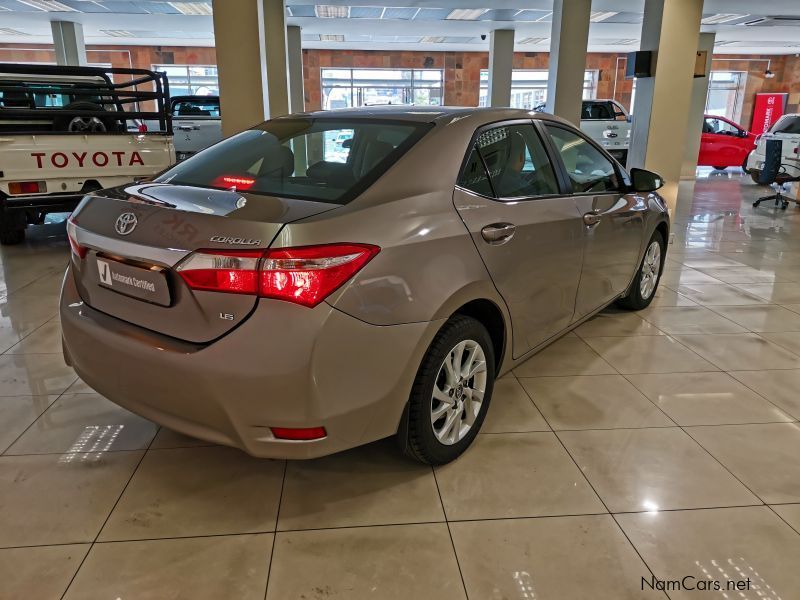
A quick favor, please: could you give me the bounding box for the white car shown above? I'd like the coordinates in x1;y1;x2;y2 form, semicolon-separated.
0;63;175;244
746;113;800;182
143;95;223;162
535;99;632;164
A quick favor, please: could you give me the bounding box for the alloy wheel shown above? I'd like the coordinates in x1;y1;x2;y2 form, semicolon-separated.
431;339;487;445
639;240;661;300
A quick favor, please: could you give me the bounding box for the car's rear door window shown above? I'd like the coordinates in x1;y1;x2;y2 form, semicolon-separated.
544;124;620;193
157;118;431;204
458;123;559;199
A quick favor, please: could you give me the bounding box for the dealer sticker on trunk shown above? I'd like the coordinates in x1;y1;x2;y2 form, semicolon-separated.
96;257;171;307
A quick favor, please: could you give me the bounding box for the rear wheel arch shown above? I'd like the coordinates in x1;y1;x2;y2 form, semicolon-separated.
451;298;506;371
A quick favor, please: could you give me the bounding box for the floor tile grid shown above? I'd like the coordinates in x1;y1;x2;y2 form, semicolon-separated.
55;431;156;600
261;460;288;600
508;375;671;598
0;365;76;455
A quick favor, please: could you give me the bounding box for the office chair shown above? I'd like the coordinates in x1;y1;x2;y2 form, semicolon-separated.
753;138;800;210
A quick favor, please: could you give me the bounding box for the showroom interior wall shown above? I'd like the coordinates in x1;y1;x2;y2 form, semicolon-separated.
2;42;799;130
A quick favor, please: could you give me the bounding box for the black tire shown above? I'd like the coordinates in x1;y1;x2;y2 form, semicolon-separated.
617;229;665;311
53;101;119;133
713;166;727;171
399;315;496;465
0;227;25;245
750;170;761;184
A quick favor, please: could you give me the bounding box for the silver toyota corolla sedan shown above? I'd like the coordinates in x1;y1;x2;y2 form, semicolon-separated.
61;106;669;464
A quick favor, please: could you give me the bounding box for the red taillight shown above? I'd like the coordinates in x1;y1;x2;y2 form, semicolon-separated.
9;181;46;195
176;250;263;294
176;243;379;307
66;216;87;259
271;426;327;441
260;243;380;307
138;123;148;133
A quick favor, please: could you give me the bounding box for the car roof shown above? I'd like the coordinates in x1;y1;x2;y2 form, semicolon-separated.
281;105;568;127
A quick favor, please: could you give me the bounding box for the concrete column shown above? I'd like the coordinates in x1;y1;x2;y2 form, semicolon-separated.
545;0;591;125
681;32;716;178
286;25;305;113
260;0;290;119
212;0;290;136
487;29;514;107
51;21;87;66
628;0;704;211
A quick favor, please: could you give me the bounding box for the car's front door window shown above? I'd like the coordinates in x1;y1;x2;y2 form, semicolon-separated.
473;124;559;199
545;124;619;194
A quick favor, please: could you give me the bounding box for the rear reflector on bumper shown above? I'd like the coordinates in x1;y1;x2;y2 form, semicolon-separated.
176;243;379;307
271;426;327;441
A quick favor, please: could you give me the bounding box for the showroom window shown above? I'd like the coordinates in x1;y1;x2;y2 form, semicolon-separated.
628;70;745;121
479;70;598;109
152;65;219;96
321;68;443;109
705;71;745;122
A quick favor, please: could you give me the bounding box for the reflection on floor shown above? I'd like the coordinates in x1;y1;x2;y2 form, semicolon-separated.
2;171;800;599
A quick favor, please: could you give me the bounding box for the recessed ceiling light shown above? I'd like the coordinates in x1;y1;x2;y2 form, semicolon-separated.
590;11;619;22
101;29;136;37
701;13;748;24
319;34;344;41
169;2;212;16
446;9;489;20
17;0;76;11
315;5;349;18
518;37;548;45
421;36;445;43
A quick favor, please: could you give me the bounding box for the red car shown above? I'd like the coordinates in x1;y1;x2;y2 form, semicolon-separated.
698;114;757;171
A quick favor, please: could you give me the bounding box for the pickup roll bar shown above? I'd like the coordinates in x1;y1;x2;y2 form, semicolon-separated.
0;63;172;135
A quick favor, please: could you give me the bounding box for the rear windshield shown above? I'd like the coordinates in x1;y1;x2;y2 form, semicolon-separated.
771;115;800;135
156;117;432;204
172;97;220;117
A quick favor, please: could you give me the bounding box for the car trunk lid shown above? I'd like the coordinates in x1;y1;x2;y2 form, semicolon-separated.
69;183;339;343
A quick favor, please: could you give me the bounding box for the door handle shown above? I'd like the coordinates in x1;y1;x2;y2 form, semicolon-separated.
583;211;602;227
481;223;516;245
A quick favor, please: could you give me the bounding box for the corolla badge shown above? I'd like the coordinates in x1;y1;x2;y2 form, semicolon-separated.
115;212;138;236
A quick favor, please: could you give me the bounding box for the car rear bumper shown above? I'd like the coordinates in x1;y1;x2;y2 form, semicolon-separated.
2;192;83;213
60;265;441;459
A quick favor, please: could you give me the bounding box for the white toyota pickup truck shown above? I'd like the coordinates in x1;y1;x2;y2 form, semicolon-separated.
535;99;632;163
0;64;175;244
143;95;223;162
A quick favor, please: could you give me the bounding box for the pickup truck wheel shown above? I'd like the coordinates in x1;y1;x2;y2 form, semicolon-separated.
53;102;119;133
0;226;25;245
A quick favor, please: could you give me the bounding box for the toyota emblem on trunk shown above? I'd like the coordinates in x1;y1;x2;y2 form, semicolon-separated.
115;212;138;236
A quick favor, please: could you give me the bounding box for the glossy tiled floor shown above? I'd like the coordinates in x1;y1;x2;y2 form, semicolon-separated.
2;173;800;599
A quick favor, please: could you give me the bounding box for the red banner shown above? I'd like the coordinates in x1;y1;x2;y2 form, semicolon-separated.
752;93;788;135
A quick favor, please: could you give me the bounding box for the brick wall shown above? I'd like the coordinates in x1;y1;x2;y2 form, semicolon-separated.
2;43;797;130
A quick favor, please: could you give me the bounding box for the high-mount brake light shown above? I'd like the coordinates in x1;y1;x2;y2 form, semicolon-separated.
66;216;87;259
175;244;380;307
211;175;257;190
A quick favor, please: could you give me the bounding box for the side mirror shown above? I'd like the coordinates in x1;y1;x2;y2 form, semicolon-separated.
341;138;353;149
629;168;664;193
